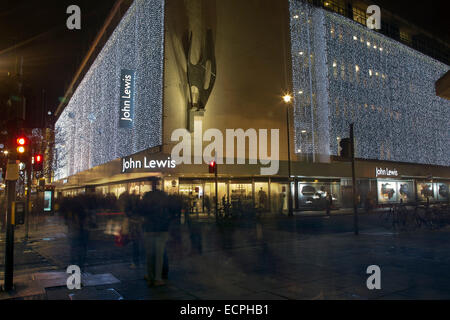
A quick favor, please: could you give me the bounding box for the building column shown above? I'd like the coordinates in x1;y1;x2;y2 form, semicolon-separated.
294;178;299;210
252;177;255;209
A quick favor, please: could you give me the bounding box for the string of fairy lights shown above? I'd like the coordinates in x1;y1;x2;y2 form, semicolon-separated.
289;0;450;166
55;0;164;180
55;0;449;180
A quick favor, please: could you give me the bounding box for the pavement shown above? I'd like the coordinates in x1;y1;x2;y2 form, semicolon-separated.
1;209;450;300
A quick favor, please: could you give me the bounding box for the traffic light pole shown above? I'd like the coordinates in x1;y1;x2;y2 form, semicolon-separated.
215;164;218;219
286;106;293;216
350;124;358;235
25;156;32;241
3;158;16;291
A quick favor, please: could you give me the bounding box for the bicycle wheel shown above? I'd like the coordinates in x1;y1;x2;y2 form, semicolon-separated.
414;207;425;229
380;209;394;229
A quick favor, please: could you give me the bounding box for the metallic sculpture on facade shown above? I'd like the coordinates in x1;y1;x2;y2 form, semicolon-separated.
185;28;216;131
175;0;217;132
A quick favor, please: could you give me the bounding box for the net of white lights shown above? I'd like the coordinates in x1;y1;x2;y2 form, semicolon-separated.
55;0;164;180
289;0;450;166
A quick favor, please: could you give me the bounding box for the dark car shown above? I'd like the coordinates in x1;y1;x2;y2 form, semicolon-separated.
301;185;316;196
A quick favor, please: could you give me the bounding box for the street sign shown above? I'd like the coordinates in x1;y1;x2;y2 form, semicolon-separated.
38;178;46;191
5;162;19;181
14;201;25;225
19;162;26;171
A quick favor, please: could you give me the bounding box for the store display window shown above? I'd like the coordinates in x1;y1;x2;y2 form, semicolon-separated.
435;183;449;201
417;182;434;201
298;182;340;209
377;180;415;204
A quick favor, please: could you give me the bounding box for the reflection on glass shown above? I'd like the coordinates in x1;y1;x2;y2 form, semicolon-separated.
255;182;269;210
179;184;203;214
417;182;434;201
270;182;288;214
398;181;414;202
436;183;449;201
298;182;340;209
377;180;397;203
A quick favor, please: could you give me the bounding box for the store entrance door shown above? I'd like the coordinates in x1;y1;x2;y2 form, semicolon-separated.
179;184;203;214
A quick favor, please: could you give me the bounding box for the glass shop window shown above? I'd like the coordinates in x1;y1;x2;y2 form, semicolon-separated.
230;183;253;205
298;182;341;209
129;182;140;195
436;183;449;201
255;182;269;211
377;180;398;203
417;182;435;202
203;182;228;210
270;182;288;214
141;183;152;195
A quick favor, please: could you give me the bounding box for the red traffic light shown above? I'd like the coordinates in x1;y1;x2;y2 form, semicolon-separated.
16;137;27;146
33;154;44;172
209;160;216;174
16;136;28;154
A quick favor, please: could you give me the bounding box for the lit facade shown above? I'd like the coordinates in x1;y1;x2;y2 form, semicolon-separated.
55;0;165;180
54;0;450;211
290;0;450;166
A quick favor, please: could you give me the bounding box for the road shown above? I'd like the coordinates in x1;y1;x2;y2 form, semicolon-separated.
1;211;450;299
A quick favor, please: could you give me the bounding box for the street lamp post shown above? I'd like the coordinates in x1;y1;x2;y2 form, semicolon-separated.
283;94;294;217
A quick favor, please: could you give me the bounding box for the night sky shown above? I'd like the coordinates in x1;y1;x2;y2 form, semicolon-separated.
0;0;449;122
373;0;450;43
0;0;115;117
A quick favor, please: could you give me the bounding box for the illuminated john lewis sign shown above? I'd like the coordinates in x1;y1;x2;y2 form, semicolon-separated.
376;167;398;177
119;69;135;128
122;156;176;173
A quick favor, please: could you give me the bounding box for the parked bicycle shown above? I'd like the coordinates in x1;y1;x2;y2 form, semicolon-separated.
380;202;450;231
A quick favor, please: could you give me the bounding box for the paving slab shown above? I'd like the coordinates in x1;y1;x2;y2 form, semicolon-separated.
31;271;120;288
0;274;45;300
69;287;123;300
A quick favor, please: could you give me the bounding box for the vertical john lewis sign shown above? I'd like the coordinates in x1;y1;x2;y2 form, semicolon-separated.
119;69;135;128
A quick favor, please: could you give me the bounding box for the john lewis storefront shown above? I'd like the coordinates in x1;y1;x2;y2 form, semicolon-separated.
53;0;449;213
55;148;450;214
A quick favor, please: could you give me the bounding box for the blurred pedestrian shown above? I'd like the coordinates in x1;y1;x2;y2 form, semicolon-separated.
325;193;333;217
119;193;142;269
129;210;143;269
187;213;202;255
204;195;211;216
142;191;171;287
65;195;90;270
258;187;267;210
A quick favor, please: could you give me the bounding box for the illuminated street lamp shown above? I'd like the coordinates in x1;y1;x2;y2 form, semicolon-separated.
283;94;292;103
282;94;294;217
